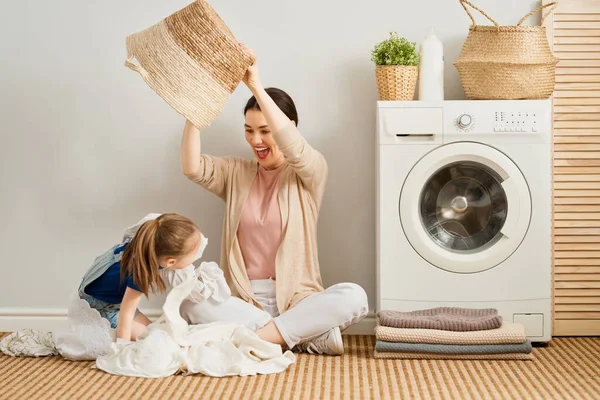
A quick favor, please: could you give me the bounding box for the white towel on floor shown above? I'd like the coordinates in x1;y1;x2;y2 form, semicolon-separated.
3;256;234;363
51;259;231;362
0;329;58;357
52;295;115;361
94;276;296;378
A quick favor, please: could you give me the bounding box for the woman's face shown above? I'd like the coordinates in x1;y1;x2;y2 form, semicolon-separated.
244;109;285;170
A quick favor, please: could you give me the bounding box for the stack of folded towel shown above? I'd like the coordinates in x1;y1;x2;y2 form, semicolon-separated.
374;307;533;360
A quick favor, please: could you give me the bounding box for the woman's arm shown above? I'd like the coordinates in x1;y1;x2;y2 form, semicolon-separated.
116;287;142;340
242;57;291;134
181;120;202;176
242;47;328;198
181;120;230;200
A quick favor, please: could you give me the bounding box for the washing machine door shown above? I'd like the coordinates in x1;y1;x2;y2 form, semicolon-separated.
399;142;531;273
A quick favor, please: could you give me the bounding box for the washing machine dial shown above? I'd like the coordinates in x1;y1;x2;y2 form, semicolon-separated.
457;113;473;130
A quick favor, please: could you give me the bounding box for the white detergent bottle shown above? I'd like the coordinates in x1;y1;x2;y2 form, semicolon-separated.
418;27;444;101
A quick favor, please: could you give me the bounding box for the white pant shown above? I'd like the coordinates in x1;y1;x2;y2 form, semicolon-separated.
180;279;369;348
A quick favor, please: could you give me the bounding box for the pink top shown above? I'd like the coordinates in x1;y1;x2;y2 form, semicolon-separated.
237;164;283;280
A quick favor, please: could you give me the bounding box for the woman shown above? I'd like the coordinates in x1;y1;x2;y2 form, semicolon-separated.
180;48;368;355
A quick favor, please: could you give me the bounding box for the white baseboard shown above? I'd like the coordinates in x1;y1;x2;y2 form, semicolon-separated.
342;312;376;335
0;307;163;333
0;308;68;333
0;308;376;335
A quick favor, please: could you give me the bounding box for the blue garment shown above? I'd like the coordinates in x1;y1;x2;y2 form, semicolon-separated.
79;291;126;329
82;243;142;304
78;243;128;328
78;243;141;329
78;241;165;328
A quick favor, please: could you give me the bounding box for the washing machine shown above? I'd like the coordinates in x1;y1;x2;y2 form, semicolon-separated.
376;100;552;342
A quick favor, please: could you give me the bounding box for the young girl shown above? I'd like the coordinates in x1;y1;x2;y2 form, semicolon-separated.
78;213;202;341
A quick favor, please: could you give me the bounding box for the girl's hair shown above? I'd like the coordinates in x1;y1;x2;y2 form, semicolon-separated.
244;87;299;126
120;213;199;296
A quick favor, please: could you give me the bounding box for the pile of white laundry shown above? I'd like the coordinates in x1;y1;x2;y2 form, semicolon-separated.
95;274;295;378
1;269;295;378
0;213;296;378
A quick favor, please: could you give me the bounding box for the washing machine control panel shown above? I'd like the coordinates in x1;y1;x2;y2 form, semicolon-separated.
493;110;540;132
377;100;551;144
446;101;549;134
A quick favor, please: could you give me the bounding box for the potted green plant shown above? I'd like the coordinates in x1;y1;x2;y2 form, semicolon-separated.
371;32;420;100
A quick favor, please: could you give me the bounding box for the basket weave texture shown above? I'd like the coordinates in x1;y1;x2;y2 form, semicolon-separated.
454;0;559;100
376;65;418;101
125;0;254;128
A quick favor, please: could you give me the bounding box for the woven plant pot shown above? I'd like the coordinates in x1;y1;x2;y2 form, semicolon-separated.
124;0;254;129
454;0;559;100
375;65;418;101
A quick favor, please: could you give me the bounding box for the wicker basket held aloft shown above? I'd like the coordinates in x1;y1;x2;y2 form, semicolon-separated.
454;0;559;100
124;0;254;129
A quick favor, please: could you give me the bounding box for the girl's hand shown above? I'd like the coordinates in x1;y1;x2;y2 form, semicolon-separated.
240;44;262;94
116;288;142;341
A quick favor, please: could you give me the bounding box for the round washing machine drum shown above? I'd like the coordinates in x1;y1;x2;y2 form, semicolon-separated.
399;142;532;274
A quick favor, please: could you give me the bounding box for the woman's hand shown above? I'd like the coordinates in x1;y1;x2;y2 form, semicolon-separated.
240;44;262;94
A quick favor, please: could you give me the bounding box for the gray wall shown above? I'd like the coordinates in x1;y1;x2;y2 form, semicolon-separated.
0;0;542;319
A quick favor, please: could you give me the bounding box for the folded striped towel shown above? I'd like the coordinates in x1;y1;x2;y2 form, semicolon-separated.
375;340;532;354
375;322;526;345
377;307;502;331
373;351;533;360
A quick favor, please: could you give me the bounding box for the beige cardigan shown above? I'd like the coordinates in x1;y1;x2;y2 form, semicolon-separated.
187;122;328;313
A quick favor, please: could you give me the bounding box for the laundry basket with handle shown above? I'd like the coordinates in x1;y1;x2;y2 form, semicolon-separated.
454;0;559;100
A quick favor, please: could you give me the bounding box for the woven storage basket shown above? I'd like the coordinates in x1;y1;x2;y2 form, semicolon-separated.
376;65;418;101
124;0;254;129
454;0;559;100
